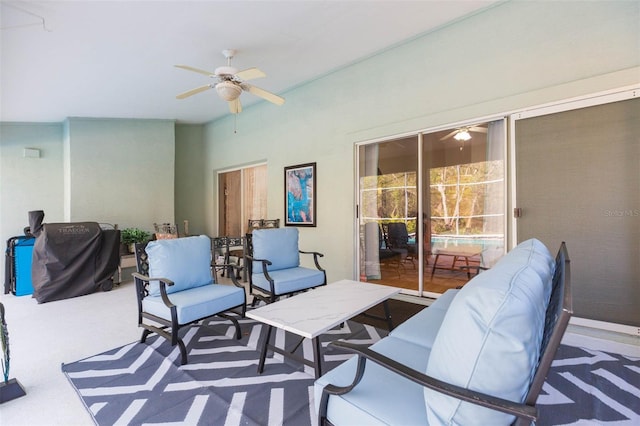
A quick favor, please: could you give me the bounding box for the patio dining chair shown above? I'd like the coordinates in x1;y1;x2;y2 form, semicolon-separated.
385;222;417;268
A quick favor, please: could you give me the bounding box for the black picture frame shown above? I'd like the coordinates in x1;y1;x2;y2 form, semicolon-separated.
284;162;316;227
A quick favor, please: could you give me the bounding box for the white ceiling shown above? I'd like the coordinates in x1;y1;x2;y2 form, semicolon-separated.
1;0;498;124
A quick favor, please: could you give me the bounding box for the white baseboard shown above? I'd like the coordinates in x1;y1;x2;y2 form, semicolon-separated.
392;293;431;306
394;294;640;338
570;316;640;337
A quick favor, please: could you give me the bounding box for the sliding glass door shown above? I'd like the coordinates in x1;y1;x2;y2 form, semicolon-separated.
357;119;506;296
358;137;419;291
218;163;267;236
514;97;639;326
421;120;506;296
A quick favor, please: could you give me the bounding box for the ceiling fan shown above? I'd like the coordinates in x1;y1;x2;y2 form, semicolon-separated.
440;125;487;141
175;49;285;114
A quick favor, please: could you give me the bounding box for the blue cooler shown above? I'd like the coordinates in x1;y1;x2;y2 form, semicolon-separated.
6;236;35;296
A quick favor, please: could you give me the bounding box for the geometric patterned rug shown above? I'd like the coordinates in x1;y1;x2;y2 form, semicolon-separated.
62;317;640;426
536;343;640;425
62;317;385;426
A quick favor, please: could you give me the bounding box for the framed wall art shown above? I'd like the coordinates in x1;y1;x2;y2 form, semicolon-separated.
284;162;316;227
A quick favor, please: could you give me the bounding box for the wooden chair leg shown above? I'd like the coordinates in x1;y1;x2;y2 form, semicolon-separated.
430;254;441;280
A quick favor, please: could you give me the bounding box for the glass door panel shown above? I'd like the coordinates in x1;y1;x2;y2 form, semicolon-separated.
243;164;267;233
421;120;506;296
358;136;419;291
218;164;267;236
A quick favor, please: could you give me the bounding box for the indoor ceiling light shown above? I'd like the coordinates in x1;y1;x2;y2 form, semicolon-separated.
215;81;242;101
453;129;471;141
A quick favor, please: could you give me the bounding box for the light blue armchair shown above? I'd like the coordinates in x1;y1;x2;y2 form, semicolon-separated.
132;235;246;365
246;227;326;304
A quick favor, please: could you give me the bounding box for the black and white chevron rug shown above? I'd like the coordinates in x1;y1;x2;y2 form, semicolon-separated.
62;317;640;425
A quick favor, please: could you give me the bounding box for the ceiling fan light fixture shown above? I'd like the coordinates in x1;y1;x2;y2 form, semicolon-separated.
215;81;242;101
454;129;471;141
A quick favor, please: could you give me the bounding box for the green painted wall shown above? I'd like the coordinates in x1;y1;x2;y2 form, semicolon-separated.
64;118;175;228
200;0;640;283
0;122;65;230
0;118;176;281
175;123;207;235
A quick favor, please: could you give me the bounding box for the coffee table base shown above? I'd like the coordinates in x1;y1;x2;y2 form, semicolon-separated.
258;325;323;378
256;299;393;379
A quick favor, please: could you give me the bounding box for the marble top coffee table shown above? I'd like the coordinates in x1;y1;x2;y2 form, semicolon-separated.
246;279;400;378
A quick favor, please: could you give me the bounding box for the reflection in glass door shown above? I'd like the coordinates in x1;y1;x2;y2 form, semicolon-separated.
358;137;419;292
357;120;506;296
422;120;506;296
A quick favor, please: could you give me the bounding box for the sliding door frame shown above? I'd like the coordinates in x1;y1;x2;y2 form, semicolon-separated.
354;114;508;298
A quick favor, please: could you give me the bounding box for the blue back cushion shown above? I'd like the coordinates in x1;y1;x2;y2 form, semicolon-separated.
424;238;554;425
146;235;213;296
252;228;300;272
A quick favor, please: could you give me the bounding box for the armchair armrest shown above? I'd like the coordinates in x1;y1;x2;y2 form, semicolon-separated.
131;272;176;309
215;263;244;287
320;340;537;423
244;255;272;265
244;255;275;282
299;250;325;271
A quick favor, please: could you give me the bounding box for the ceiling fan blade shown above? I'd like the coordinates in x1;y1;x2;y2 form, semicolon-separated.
468;126;488;133
174;64;215;76
235;67;266;81
440;129;459;141
176;84;212;99
243;84;285;106
229;99;242;114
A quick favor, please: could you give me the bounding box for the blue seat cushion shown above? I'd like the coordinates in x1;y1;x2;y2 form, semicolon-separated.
142;283;245;324
251;267;325;295
314;336;431;426
146;235;213;297
252;228;300;271
424;238;552;425
389;289;459;350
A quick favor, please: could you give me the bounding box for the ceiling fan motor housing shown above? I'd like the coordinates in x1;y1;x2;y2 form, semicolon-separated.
175;48;284;108
215;66;238;77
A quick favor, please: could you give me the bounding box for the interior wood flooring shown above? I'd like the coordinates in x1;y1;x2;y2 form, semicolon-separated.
365;256;474;294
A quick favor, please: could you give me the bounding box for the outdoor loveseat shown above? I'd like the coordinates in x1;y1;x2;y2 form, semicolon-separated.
315;238;572;425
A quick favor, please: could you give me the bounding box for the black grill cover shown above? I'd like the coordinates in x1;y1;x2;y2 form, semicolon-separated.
28;210;45;237
31;222;120;303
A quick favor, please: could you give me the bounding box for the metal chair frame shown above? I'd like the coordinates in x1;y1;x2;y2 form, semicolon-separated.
131;242;246;365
